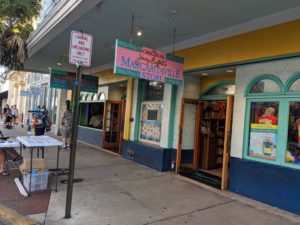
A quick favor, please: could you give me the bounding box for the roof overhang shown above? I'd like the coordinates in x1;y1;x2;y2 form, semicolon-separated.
24;0;300;74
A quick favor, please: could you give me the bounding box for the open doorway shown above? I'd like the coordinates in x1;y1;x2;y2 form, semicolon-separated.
102;82;127;153
176;69;235;190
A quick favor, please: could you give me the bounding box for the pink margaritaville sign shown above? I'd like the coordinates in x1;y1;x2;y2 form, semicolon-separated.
114;39;184;85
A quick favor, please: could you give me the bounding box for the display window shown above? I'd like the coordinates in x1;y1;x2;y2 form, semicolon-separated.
138;80;164;145
286;102;300;165
140;102;163;144
244;74;300;169
79;102;104;129
247;101;279;160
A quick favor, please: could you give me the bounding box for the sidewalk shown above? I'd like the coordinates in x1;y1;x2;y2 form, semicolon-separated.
1;125;300;225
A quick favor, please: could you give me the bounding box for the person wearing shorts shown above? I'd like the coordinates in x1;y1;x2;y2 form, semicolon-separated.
61;100;73;150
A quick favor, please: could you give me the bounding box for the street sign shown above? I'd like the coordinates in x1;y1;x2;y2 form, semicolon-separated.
50;69;98;93
69;31;93;67
20;90;29;96
29;86;43;96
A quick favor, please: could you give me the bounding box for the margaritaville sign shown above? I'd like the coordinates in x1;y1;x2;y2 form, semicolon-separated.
114;39;184;85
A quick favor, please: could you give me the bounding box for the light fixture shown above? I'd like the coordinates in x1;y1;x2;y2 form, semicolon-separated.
136;29;142;37
48;67;51;70
57;62;62;66
202;73;208;76
226;69;234;73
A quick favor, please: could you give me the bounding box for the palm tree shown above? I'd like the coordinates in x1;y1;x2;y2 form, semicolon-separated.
0;0;41;70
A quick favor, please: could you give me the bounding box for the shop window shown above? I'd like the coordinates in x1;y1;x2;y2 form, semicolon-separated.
250;79;280;93
286;102;300;165
140;102;162;143
247;102;279;161
79;102;104;129
144;81;164;101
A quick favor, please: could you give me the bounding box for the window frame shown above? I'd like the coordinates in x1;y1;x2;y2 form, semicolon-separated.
244;74;284;97
139;101;163;145
243;74;300;169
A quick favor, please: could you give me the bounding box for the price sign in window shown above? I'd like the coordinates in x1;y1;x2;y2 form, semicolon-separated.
286;102;300;165
248;102;279;160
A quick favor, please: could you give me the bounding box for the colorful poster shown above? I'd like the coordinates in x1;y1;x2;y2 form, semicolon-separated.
140;103;162;143
249;130;278;160
114;39;184;85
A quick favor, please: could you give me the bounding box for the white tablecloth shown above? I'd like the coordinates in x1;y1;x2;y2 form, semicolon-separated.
0;140;20;148
17;136;63;148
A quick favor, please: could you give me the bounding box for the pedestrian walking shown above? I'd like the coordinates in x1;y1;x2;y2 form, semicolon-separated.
61;100;72;150
11;105;18;125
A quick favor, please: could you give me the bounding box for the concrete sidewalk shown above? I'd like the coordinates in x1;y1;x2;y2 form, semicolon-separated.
1;125;300;225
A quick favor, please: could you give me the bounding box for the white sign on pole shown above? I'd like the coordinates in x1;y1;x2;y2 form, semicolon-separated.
69;31;93;67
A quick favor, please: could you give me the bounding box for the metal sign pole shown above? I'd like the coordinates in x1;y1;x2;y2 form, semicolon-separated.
65;65;82;218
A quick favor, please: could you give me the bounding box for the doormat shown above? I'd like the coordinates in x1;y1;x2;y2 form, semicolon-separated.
0;169;51;215
179;169;221;189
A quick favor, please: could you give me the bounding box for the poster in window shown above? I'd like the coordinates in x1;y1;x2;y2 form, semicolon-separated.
140;103;162;143
249;126;277;160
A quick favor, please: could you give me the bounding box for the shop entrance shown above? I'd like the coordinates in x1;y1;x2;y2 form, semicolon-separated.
176;95;234;190
102;100;122;152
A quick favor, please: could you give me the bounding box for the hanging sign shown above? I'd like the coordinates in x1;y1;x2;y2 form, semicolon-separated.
50;69;99;93
69;31;93;67
114;39;184;85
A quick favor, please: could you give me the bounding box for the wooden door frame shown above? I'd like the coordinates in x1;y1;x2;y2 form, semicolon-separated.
176;98;201;173
221;95;234;190
118;99;126;153
102;100;122;149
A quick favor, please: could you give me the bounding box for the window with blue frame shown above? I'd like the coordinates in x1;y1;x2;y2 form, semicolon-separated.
244;74;300;168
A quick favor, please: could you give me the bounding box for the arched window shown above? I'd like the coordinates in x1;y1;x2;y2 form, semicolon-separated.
243;74;300;169
284;72;300;94
92;93;98;101
200;81;235;100
86;94;92;101
99;92;106;101
245;74;283;96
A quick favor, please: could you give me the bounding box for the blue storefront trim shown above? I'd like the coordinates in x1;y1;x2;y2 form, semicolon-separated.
77;126;102;148
122;140;194;172
122;140;172;171
229;157;300;215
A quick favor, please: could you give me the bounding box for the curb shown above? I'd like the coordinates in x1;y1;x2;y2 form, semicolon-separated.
0;203;40;225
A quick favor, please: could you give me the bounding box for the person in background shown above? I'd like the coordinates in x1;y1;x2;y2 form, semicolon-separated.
0;105;2;119
0;150;8;176
4;108;13;128
3;104;9;115
11;105;18;125
89;114;103;129
61;100;73;150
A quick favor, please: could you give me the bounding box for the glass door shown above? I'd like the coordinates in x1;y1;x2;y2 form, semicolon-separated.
102;100;122;150
176;98;201;172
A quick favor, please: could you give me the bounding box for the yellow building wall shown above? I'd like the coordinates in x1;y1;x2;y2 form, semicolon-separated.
93;69;128;85
177;19;300;71
200;74;235;93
